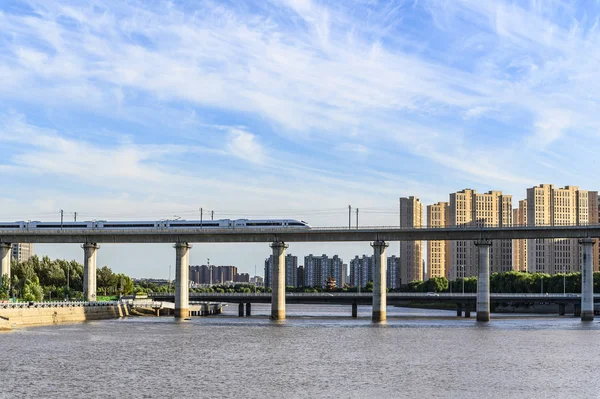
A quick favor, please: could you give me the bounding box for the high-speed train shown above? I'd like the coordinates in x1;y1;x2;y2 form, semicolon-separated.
0;219;311;230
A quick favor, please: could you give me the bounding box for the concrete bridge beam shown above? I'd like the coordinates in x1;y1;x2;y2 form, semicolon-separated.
579;238;595;321
174;242;191;318
82;243;99;302
475;239;492;322
371;240;389;322
0;243;11;283
270;241;288;320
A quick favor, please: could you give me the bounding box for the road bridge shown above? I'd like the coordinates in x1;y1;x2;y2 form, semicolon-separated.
0;224;598;322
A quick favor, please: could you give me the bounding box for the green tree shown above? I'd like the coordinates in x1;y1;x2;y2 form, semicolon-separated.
22;276;43;301
97;266;117;296
0;274;9;300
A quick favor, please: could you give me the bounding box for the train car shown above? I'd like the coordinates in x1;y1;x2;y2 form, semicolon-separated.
0;221;27;230
27;221;94;229
167;219;231;229
233;219;310;228
94;220;160;229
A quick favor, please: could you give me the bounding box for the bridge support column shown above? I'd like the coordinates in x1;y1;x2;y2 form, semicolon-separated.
574;304;581;317
464;305;471;318
475;239;491;322
558;304;565;316
238;303;244;317
0;243;11;283
456;303;463;317
82;243;99;302
270;241;288;320
371;240;388;322
352;302;358;318
579;238;595;321
174;242;191;318
246;303;251;316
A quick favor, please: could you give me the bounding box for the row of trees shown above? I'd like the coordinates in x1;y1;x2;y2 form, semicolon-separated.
0;256;134;301
406;271;600;293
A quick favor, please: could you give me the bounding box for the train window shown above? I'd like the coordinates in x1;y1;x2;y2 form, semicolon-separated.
103;224;155;228
0;225;20;228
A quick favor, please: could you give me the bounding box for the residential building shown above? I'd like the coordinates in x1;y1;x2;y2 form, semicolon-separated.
526;185;599;274
297;266;304;287
512;199;528;271
427;202;449;278
285;254;298;287
12;243;34;262
387;255;400;289
399;196;423;283
448;189;512;279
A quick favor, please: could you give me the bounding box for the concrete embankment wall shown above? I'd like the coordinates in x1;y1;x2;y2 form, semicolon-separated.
0;303;129;330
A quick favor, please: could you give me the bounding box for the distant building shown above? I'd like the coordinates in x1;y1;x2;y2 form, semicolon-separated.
427;202;449;278
234;273;250;283
189;265;238;285
285;254;298;287
250;275;264;287
297;266;304;287
513;199;528;272
526;184;599;274
12;243;34;262
387;255;400;289
449;189;512;280
349;255;373;287
399;196;423;284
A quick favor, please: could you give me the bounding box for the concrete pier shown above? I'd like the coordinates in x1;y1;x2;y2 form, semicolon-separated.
82;243;99;301
579;238;595;321
456;303;463;317
352;302;358;318
245;303;251;316
270;241;288;320
558;304;566;316
174;242;191;318
0;243;11;282
475;239;491;322
238;303;244;317
371;240;389;322
464;305;471;318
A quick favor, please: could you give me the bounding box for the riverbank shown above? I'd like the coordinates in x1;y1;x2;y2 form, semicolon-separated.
0;303;129;330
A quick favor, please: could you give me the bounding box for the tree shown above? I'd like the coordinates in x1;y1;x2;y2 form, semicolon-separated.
0;274;9;300
22;276;43;301
97;266;117;296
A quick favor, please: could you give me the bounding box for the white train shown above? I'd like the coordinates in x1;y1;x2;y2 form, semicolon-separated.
0;219;311;230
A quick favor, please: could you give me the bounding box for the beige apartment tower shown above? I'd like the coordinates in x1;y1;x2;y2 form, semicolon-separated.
427;202;449;278
512;200;528;271
449;189;512;280
12;243;34;262
526;185;599;274
399;196;423;284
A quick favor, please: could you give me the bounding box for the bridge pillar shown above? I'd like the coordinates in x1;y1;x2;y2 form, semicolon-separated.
270;241;288;320
456;303;463;317
352;302;358;318
246;303;251;316
174;242;191;318
579;238;595;321
574;304;581;317
82;243;99;302
475;239;491;322
464;305;471;318
558;303;565;316
0;243;11;283
238;303;244;317
371;240;388;322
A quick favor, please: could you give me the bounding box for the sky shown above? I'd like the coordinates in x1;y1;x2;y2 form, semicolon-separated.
1;0;600;278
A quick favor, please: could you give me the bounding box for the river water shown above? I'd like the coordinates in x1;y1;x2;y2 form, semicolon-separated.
2;304;600;398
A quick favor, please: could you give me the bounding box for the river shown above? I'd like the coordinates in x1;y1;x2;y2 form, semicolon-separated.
2;304;600;398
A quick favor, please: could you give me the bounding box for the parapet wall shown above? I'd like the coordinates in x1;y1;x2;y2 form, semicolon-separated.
0;303;129;329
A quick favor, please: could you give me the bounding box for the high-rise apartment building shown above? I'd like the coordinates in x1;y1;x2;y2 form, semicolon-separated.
12;243;34;262
285;254;298;288
190;265;238;285
387;255;400;289
427;202;449;278
512;199;528;271
399;196;423;284
449;189;512;279
303;254;345;288
349;255;373;287
526;185;599;274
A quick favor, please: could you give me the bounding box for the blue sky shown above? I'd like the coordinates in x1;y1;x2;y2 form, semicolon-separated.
1;0;599;278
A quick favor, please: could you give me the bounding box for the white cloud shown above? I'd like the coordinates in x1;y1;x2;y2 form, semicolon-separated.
226;129;266;165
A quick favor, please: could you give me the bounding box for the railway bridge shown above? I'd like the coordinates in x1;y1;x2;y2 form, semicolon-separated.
0;224;598;322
